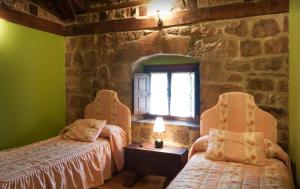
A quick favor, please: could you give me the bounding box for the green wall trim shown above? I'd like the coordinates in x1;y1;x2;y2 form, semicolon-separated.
0;19;65;150
289;0;300;185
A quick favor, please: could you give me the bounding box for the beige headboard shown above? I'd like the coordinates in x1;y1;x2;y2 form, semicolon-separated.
84;90;132;144
200;92;277;143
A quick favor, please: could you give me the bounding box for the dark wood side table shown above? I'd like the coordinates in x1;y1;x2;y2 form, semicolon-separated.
123;142;188;188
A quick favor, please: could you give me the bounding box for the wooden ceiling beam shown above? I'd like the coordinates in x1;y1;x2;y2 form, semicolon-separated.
66;0;288;36
0;6;65;36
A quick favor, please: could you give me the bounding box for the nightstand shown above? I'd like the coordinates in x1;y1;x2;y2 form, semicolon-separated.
123;142;188;188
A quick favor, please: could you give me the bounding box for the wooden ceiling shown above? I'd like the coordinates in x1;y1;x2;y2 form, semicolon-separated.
33;0;87;20
33;0;134;21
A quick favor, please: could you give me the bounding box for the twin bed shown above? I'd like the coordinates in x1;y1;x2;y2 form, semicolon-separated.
0;91;295;189
167;92;295;189
0;90;131;189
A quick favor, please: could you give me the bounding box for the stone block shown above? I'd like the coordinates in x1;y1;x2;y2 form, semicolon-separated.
201;83;242;111
161;35;191;54
225;20;248;37
114;81;132;98
252;19;280;38
141;126;153;141
114;9;126;19
73;52;84;66
165;28;180;35
240;40;261;57
66;68;80;78
179;28;191;36
252;93;266;104
200;60;225;82
139;6;147;16
79;35;96;49
225;60;251;72
227;74;243;82
197;0;242;7
70;95;90;109
66;109;83;124
118;96;132;111
111;64;132;82
67;37;79;51
65;52;72;68
191;23;219;37
252;56;284;72
96;33;114;48
83;50;98;67
278;95;288;109
114;32;161;63
246;78;274;91
192;39;237;59
172;129;190;145
264;36;288;54
277;80;288;92
277;123;288;130
189;130;200;145
132;124;141;142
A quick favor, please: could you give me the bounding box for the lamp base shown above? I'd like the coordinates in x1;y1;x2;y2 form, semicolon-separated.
158;17;163;27
155;139;163;148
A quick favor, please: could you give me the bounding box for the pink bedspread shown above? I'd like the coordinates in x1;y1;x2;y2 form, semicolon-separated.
0;132;126;189
167;152;294;189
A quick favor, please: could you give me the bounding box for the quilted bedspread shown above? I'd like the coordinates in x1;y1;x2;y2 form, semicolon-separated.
0;133;126;189
167;152;294;189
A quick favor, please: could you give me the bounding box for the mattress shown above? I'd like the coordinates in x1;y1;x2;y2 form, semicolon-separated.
167;152;294;189
0;136;120;189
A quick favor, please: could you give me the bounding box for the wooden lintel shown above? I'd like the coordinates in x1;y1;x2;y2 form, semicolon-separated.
81;0;150;14
0;6;65;36
66;0;289;36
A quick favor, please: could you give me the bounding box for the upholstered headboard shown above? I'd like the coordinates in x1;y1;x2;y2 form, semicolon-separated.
200;92;277;143
84;90;132;143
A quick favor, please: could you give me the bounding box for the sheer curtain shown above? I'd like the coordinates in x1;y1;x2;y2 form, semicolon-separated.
170;72;195;117
149;72;195;118
149;73;168;115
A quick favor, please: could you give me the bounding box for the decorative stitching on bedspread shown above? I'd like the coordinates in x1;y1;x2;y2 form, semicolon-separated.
0;137;110;182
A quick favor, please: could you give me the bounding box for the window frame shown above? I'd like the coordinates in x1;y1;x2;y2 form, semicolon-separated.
144;63;200;122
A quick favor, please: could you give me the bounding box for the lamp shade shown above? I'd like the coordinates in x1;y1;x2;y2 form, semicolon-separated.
153;117;166;133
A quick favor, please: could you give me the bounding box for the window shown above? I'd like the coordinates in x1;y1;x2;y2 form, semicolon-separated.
134;64;199;121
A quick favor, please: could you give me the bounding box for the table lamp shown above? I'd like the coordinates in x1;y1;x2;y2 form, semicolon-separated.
153;117;166;148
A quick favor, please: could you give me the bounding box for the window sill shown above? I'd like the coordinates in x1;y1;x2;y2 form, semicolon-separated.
132;119;200;130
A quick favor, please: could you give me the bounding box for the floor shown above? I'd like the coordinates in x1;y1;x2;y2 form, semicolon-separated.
96;171;165;189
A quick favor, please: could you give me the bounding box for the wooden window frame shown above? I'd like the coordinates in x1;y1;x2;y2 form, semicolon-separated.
144;63;200;122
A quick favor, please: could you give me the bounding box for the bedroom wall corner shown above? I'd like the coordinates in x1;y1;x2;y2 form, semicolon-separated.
0;19;65;150
289;0;300;185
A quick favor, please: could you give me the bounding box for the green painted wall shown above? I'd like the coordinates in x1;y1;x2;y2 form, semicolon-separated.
0;19;65;150
289;0;300;185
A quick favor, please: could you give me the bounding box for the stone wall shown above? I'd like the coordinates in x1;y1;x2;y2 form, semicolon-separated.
66;13;289;149
132;121;199;148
